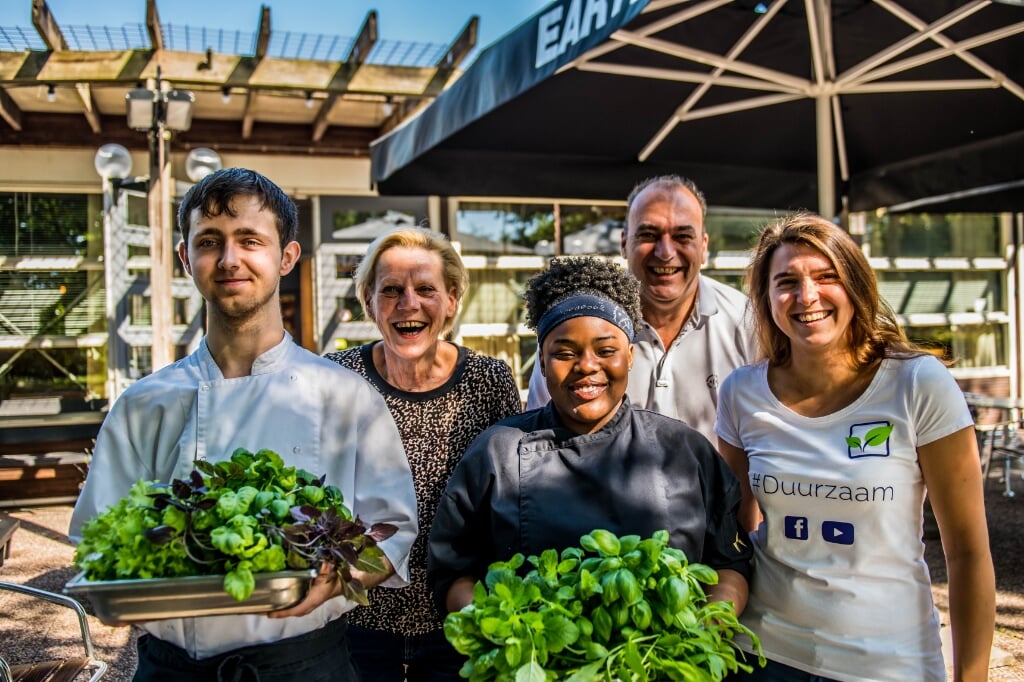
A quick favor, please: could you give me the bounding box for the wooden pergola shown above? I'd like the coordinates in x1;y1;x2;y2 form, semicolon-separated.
0;0;479;156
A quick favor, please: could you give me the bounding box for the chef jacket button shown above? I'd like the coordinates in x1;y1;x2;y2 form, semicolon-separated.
290;374;298;382
293;446;301;454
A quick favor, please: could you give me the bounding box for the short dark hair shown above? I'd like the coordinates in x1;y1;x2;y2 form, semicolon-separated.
626;174;707;219
176;167;298;247
524;256;642;332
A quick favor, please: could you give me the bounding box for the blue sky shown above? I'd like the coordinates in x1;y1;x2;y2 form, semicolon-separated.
0;1;554;56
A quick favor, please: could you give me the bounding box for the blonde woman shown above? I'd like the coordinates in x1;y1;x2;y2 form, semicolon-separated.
325;228;521;681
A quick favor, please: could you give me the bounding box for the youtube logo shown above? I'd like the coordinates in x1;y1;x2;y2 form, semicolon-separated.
822;521;855;545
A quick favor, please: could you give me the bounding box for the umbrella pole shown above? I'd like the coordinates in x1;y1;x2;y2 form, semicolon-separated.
815;94;835;220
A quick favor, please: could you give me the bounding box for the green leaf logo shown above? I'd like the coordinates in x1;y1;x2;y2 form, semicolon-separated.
847;421;894;458
864;424;894;447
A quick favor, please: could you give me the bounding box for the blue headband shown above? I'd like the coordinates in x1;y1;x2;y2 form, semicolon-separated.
536;294;635;345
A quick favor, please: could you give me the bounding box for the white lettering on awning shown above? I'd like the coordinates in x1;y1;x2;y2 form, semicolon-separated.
535;0;641;69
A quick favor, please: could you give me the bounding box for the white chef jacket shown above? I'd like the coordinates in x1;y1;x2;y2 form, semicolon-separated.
70;334;418;659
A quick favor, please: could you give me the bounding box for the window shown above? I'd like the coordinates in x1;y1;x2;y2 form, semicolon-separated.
335;296;363;324
0;348;102;400
456;201;626;256
0;271;102;336
865;213;1002;259
705;211;769;253
129;346;152;379
0;193;101;257
335;254;360;279
130;294;152;326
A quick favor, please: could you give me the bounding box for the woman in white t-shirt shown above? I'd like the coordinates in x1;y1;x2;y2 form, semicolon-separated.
715;212;994;682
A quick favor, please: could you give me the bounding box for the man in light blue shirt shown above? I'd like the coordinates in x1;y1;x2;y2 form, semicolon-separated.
71;168;417;681
527;175;756;443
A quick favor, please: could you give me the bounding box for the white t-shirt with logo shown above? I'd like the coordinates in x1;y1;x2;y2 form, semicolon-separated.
716;355;973;682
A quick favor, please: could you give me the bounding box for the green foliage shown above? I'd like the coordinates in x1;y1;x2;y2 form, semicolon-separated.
445;529;764;681
74;448;396;602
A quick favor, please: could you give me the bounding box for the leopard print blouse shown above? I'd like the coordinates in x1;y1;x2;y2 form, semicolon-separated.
324;342;522;635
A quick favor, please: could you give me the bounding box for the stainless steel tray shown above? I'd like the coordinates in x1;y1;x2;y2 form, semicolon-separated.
64;569;317;622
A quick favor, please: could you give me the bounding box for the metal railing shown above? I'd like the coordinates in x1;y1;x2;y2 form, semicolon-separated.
0;22;449;66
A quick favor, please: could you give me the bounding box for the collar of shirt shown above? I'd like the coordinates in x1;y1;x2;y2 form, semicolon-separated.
196;332;293;380
637;276;717;344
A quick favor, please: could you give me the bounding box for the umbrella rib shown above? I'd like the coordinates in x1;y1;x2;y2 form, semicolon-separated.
885;179;1024;213
576;62;798;92
612;30;809;91
840;1;988;85
843;7;1024;103
846;24;1024;85
830;95;849;184
638;0;787;162
677;92;804;121
560;0;732;74
845;79;1008;93
804;0;836;85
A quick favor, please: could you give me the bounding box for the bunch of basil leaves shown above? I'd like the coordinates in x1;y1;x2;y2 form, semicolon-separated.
74;447;395;603
444;529;764;681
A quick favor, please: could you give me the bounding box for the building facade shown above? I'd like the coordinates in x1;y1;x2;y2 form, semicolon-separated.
1;3;1021;443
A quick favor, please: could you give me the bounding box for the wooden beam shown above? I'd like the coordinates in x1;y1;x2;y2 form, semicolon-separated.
1;48;439;96
313;11;378;142
146;0;164;52
0;88;23;131
241;90;257;139
311;93;338;142
0;112;378;154
437;16;478;70
255;5;271;60
31;0;69;51
347;11;378;67
422;16;478;96
74;82;101;134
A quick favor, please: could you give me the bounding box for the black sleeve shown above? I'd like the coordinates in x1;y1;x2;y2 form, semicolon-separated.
699;440;754;582
426;431;498;613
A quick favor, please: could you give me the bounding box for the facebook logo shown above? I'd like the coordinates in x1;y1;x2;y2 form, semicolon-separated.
784;516;809;540
822;521;855;545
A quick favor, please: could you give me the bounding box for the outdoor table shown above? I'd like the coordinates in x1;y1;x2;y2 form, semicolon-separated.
964;393;1024;498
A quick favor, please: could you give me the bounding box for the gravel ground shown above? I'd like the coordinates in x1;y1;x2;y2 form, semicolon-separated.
2;464;1024;681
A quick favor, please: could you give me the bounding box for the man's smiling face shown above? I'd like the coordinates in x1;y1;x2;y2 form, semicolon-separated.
621;185;708;314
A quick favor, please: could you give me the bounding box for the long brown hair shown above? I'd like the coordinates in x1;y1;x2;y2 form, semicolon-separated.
746;212;926;368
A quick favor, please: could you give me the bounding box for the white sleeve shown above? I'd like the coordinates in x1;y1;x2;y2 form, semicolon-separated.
525;358;550;410
348;380;418;586
911;355;975;447
69;393;151;542
714;368;743;450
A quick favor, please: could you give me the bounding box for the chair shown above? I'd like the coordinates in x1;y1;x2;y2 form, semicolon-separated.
977;420;1024;498
0;581;107;682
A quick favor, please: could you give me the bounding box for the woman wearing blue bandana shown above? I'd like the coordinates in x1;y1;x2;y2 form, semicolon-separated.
427;256;752;616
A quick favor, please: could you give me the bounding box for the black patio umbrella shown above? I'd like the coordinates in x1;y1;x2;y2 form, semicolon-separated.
370;0;1024;216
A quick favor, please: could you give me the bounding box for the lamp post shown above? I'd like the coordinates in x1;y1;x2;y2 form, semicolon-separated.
125;66;194;372
94;143;134;401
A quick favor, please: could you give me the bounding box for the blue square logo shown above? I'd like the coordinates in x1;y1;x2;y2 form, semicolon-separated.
822;520;855;545
784;516;809;540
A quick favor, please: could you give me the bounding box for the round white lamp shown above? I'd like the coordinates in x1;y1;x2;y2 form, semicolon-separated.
185;147;223;183
93;143;133;180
